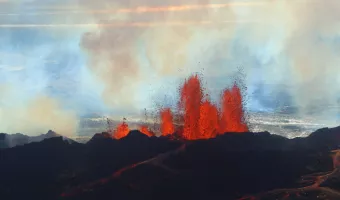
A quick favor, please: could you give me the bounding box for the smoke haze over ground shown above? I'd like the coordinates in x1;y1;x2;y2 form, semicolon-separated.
0;0;340;136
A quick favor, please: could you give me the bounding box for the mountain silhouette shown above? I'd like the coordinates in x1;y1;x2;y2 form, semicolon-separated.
0;130;74;148
0;128;340;200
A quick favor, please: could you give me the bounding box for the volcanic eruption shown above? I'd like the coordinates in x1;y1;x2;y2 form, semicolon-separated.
111;74;248;140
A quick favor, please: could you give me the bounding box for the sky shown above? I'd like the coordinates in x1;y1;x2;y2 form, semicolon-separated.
0;0;340;136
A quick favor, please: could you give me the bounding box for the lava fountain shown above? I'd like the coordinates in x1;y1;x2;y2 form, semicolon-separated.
178;75;203;140
199;100;219;139
112;74;248;140
176;75;248;140
160;108;175;136
219;84;248;133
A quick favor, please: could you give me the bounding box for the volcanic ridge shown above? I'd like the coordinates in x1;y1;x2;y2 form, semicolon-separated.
1;127;340;200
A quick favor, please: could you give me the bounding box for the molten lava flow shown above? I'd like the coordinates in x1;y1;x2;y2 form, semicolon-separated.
60;144;187;198
179;75;203;140
160;108;175;136
238;149;340;199
112;122;130;139
139;125;154;137
219;84;248;133
199;100;219;139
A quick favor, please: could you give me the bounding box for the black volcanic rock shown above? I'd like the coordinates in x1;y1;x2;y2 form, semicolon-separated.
1;127;340;200
87;132;112;143
124;130;150;138
119;130;151;144
307;126;340;147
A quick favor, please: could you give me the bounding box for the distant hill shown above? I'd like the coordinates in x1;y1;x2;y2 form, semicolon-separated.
0;130;74;148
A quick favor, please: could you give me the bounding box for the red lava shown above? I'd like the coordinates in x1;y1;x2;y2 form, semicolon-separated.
177;75;248;140
139;125;154;137
219;84;248;133
179;75;203;140
112;121;130;139
160;108;175;136
199;100;219;139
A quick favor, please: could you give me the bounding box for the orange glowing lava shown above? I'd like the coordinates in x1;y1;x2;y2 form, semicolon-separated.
177;75;248;140
160;108;175;136
179;75;203;140
112;122;130;139
139;125;154;137
219;84;248;133
199;100;219;139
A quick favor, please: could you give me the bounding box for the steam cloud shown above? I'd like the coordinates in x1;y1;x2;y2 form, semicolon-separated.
79;0;340;122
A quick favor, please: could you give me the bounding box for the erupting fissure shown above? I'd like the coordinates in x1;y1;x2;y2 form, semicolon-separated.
111;74;248;140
